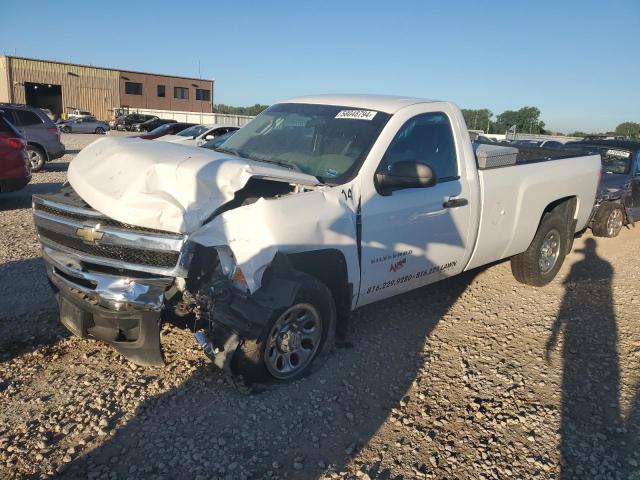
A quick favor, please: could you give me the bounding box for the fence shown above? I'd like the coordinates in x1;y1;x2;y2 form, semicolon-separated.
125;107;254;126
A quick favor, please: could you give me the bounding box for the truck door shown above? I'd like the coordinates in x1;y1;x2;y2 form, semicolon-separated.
357;110;473;305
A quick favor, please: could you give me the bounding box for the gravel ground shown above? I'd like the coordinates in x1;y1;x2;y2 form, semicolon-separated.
1;133;639;479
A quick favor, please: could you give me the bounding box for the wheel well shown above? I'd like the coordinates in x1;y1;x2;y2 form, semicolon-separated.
27;142;48;161
287;249;351;338
540;196;578;255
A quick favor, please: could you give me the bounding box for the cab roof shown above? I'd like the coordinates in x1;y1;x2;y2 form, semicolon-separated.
282;94;438;114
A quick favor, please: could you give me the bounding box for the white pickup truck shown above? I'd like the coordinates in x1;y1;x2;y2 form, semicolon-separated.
33;95;600;385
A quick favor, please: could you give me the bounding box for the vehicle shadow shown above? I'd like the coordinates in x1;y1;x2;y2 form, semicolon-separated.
60;268;483;479
546;238;639;479
44;161;70;172
0;258;68;363
0;182;63;211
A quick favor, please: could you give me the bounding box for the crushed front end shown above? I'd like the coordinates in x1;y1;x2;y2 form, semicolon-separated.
32;186;190;366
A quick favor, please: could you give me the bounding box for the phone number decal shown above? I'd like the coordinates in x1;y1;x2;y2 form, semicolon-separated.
365;261;457;295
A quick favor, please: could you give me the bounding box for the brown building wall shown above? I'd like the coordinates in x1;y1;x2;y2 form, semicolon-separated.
1;56;120;121
119;71;213;113
0;56;214;120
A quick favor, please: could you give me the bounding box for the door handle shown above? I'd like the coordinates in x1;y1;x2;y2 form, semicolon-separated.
443;197;468;208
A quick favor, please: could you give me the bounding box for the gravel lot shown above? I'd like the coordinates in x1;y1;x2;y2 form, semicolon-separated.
1;133;639;479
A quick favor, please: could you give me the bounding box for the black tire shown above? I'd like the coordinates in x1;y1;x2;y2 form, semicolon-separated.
61;126;71;133
231;273;336;385
591;202;625;238
26;145;46;172
511;208;568;287
95;127;106;135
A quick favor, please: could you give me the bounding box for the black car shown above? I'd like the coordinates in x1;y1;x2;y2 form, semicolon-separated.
138;122;197;140
113;114;157;131
132;118;176;133
565;140;640;237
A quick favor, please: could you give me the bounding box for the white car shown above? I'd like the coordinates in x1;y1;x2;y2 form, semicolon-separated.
155;123;239;147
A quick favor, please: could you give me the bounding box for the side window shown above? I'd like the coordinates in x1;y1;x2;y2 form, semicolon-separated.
13;109;43;127
381;112;458;181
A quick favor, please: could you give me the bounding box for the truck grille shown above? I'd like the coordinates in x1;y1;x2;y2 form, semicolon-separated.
32;191;188;276
34;202;173;235
36;226;180;268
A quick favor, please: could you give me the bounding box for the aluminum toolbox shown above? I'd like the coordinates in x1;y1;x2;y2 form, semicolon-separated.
474;144;519;169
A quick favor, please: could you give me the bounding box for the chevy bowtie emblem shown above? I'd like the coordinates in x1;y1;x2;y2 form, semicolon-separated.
75;227;104;242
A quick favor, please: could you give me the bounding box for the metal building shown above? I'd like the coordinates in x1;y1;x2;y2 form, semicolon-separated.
0;56;214;121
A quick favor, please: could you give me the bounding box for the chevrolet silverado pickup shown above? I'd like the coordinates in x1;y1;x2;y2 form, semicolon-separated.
32;95;601;385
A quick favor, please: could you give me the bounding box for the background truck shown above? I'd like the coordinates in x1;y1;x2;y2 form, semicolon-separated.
32;95;601;386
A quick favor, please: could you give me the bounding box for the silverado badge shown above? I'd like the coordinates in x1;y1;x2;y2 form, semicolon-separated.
75;227;104;242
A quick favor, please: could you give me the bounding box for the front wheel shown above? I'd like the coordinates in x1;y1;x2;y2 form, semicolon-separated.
511;209;568;286
95;127;106;134
231;274;336;385
61;126;71;133
592;202;625;238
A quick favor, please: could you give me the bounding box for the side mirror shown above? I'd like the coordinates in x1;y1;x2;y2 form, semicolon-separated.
375;161;436;196
204;134;215;141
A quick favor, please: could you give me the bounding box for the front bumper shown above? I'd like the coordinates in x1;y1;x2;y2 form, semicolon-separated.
43;246;174;365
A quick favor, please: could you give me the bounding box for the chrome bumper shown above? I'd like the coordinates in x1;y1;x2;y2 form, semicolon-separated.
43;246;174;312
44;246;174;366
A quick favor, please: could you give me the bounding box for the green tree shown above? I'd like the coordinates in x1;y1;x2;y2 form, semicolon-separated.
214;103;269;116
494;106;545;134
614;122;640;139
461;109;493;132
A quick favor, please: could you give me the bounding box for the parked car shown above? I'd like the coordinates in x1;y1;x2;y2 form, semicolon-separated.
200;130;237;150
511;139;542;147
156;124;239;147
132;118;176;133
539;140;565;148
0;103;65;171
137;122;197;140
112;114;157;131
0;113;30;193
32;94;600;384
564;140;640;237
58;117;109;134
68;109;93;119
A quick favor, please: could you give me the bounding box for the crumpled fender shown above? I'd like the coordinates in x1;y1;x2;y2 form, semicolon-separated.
190;186;360;294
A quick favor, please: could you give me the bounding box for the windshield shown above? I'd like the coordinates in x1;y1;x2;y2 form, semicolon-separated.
177;125;207;137
218;103;391;183
601;148;632;174
149;123;174;134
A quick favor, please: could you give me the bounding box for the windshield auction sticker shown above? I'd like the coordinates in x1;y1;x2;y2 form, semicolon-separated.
606;149;631;158
335;110;377;120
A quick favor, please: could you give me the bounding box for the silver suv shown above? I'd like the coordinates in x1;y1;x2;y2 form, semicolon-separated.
0;104;65;171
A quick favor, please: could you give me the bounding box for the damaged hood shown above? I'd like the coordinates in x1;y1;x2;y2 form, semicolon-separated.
67;137;320;233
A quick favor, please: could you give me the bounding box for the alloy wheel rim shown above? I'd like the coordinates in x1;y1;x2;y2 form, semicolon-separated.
264;303;322;379
606;209;623;236
539;229;561;274
28;150;41;168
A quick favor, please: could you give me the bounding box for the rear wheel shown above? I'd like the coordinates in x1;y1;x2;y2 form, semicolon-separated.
511;209;568;286
592;202;625;238
231;273;336;385
61;126;71;133
26;145;46;172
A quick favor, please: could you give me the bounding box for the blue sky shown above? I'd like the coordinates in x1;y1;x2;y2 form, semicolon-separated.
2;0;638;132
